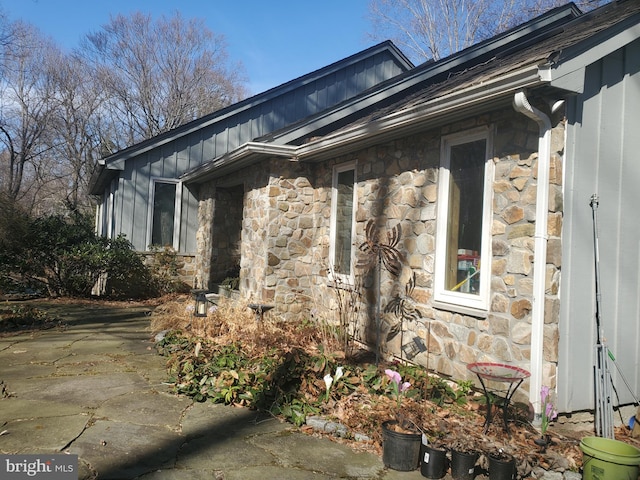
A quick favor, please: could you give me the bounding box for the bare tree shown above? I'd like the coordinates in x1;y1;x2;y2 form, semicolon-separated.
0;11;248;215
368;0;606;63
0;21;59;210
79;11;247;148
46;51;107;212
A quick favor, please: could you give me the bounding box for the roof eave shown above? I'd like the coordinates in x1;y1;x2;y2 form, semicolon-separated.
185;64;546;181
296;65;546;163
264;5;581;148
180;142;298;183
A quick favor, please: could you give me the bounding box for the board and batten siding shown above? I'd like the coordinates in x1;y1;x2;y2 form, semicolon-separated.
558;38;640;413
102;47;409;253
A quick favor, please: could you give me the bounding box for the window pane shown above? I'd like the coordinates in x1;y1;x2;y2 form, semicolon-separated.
152;182;176;246
445;140;486;294
334;169;355;275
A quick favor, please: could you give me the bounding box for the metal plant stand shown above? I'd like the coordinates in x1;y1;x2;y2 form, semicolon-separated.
468;362;530;435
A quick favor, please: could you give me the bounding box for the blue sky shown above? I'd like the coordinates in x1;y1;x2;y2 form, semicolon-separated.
2;0;377;95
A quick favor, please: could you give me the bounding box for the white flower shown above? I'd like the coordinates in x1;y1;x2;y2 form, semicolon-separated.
324;374;333;390
334;366;344;381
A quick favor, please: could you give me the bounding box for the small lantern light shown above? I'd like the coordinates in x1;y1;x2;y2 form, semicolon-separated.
192;290;208;317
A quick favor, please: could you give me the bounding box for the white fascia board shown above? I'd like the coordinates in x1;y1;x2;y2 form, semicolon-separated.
295;65;544;162
180;142;297;182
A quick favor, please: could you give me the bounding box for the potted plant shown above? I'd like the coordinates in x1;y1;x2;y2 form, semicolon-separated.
380;369;422;471
420;433;448;479
488;449;515;480
448;439;479;480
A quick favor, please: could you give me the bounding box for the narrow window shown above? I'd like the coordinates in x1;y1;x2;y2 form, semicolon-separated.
149;180;180;249
435;128;492;313
330;162;356;279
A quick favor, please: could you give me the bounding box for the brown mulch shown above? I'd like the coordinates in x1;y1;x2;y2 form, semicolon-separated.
310;388;640;477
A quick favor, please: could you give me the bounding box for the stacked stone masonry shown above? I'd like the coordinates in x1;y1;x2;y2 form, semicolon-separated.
197;104;564;400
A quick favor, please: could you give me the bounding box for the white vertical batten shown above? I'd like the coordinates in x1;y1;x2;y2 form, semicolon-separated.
513;90;552;424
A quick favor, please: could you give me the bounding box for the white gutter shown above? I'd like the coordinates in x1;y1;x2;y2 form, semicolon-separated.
296;64;543;162
184;64;544;183
181;142;298;182
513;90;551;425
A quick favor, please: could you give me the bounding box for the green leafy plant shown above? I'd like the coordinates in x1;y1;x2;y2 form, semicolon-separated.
160;333;326;426
154;304;482;444
221;276;240;290
220;264;240;290
456;379;474;395
429;375;460;406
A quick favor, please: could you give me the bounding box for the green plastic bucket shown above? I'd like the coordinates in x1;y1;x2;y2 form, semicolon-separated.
580;436;640;480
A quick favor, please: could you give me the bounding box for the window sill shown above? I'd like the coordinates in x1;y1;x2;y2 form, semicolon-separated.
433;300;488;319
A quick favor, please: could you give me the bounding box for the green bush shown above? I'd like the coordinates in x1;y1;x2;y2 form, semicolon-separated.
0;196;33;292
100;235;157;298
0;207;156;298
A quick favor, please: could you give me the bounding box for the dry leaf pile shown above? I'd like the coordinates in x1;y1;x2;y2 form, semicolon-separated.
152;295;640;479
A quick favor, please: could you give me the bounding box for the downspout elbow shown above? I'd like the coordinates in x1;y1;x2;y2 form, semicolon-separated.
513;90;552;427
513;91;552;131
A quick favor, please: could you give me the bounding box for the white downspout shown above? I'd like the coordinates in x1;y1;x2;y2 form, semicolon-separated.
513;90;551;425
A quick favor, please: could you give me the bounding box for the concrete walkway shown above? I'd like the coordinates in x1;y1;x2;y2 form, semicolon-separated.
0;302;429;480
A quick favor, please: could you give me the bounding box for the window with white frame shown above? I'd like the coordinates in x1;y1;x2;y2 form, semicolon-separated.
435;127;493;314
148;179;181;249
330;162;357;280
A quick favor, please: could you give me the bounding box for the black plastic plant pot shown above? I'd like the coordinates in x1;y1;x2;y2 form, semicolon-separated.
488;452;515;480
381;420;421;471
450;449;478;480
420;443;448;479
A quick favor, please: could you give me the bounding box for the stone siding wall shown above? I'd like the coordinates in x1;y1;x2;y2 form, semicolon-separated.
345;106;564;394
259;161;325;312
242;173;271;300
195;104;565;397
212;186;243;283
339;107;564;395
195;183;215;289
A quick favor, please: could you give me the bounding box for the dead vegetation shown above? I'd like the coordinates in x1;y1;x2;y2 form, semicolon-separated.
150;294;338;356
147;295;640;478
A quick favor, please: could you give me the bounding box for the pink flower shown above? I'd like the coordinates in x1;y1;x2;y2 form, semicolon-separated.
385;369;401;384
540;385;557;434
541;385;550;404
384;369;411;407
